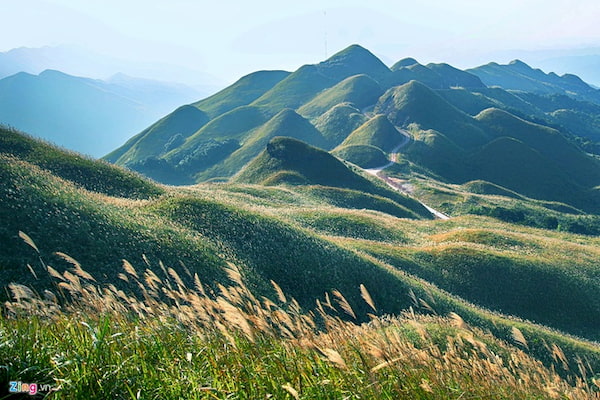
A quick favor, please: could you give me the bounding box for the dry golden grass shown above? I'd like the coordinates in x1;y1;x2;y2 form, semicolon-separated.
4;249;600;399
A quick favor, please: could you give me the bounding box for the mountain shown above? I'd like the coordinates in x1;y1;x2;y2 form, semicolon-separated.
375;81;489;148
331;114;404;168
0;70;201;157
5;46;600;398
191;70;290;119
467;59;600;105
337;114;403;152
297;74;383;119
537;53;600;87
104;44;600;214
0;45;222;89
390;59;486;90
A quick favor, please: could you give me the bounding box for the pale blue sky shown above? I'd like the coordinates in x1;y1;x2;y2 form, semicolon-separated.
2;0;599;85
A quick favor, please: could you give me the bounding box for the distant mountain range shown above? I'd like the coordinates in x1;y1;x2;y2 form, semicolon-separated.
0;45;222;90
106;44;600;214
0;69;201;157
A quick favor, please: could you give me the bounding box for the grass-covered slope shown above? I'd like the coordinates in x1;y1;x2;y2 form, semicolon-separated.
4;129;600;399
297;74;383;118
0;156;227;292
1;126;162;198
4;272;600;399
331;144;389;169
232;136;433;219
234;136;378;188
105;105;210;165
338;114;404;152
252;45;391;113
473;108;600;211
193;109;327;181
251;64;338;112
315;44;392;84
192;70;290;118
425;63;486;89
376;81;489;148
388;61;485;90
476;108;600;184
312;103;368;148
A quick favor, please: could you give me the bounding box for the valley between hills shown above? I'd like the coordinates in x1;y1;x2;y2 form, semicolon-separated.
2;44;600;399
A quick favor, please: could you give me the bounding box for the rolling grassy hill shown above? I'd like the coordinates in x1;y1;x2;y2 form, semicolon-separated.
337;114;404;152
297;74;383;119
4;127;600;397
312;103;368;148
105;105;210;165
375;81;489;148
192;70;290;118
102;45;600;216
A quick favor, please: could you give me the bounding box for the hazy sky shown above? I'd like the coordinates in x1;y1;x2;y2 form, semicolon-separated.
2;0;600;85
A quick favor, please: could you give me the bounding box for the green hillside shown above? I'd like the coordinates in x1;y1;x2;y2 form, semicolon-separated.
297;74;383;118
192;70;290;118
4;128;600;398
251;64;338;112
388;61;485;90
476;108;600;187
314;44;392;84
234;136;380;189
193;109;327;181
312;103;368;148
105;105;209;165
252;45;391;113
331;144;389;169
376;81;489;148
104;44;600;202
0;126;162;198
425;62;486;89
390;57;419;70
338;114;404;152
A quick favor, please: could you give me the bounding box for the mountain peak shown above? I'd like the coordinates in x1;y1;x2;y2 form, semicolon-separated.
317;44;391;83
392;58;420;70
233;136;371;189
508;59;533;70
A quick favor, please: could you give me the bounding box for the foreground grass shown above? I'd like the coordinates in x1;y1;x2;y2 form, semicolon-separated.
2;249;599;399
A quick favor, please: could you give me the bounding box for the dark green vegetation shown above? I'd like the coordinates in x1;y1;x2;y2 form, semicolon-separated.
0;70;199;157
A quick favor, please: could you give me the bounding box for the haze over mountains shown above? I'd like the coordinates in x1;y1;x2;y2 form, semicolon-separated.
0;69;202;157
106;44;600;215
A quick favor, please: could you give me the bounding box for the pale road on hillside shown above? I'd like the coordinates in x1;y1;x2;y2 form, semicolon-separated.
363;127;450;220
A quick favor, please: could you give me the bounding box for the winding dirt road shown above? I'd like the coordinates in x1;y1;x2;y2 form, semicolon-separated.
363;127;450;220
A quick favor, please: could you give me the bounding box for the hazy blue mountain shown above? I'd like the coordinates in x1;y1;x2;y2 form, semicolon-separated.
537;54;600;88
467;59;600;104
0;69;201;157
0;45;222;91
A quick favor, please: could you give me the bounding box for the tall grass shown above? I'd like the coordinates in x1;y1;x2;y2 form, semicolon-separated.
2;241;599;399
